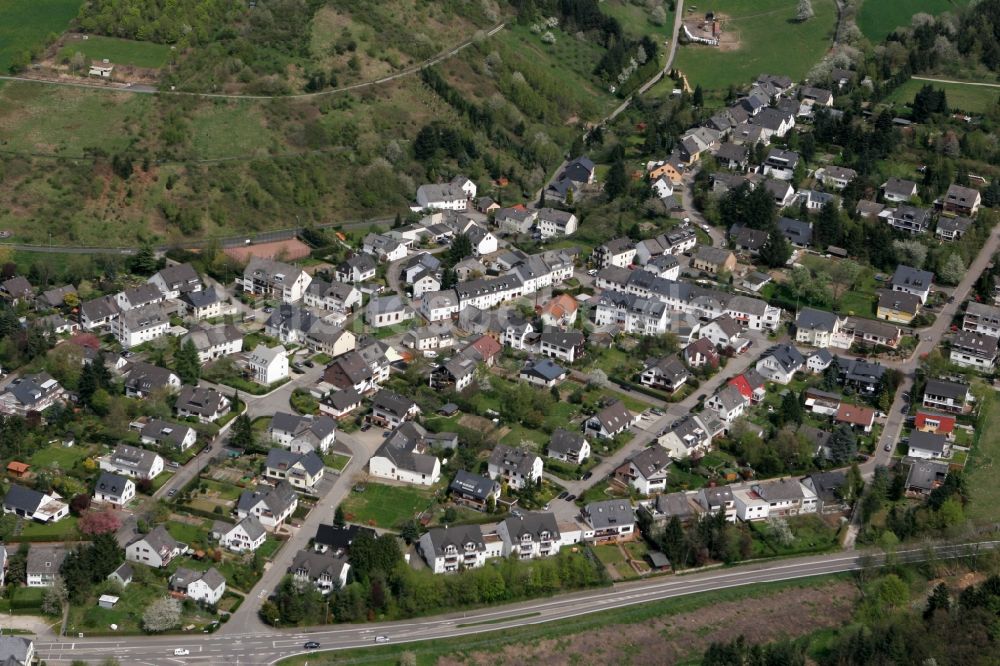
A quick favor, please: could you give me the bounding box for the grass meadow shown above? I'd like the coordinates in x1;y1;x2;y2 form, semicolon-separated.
0;0;81;72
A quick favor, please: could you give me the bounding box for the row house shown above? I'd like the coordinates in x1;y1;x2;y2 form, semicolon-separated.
419;524;503;574
497;513;562;561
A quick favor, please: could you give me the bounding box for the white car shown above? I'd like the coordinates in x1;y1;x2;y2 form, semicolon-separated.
375;635;390;643
174;648;190;656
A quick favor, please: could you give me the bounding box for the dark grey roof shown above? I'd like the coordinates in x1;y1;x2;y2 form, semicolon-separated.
95;471;132;497
653;492;697;519
109;561;133;582
628;447;671;480
175;386;228;416
805;471;846;504
591;400;632;433
238;482;297;516
290;549;349;581
3;484;44;514
423;524;485;557
372;390;417;419
764;344;805;373
502;512;560;541
314;523;375;550
583;499;635;529
908;430;948;455
26;545;66;576
108;444;160;475
877;289;921;314
124;362;177;394
181;289;220;309
153;263;201;291
883;177;917;198
797;307;841;332
754;478;805;502
4;373;62;408
171;565;225;591
1;276;32;299
777;217;812;245
521;358;567;382
449;470;499;501
906;460;949;491
266;448;325;476
548;429;587;457
891;265;934;291
937;216;973;234
325;389;362;411
0;636;33;664
129;525;179;554
234;515;266;542
924;378;969;401
489;445;540;477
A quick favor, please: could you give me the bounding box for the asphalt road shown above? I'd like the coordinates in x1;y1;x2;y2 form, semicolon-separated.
35;540;998;665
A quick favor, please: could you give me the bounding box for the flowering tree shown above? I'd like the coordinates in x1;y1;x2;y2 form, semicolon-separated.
78;509;122;535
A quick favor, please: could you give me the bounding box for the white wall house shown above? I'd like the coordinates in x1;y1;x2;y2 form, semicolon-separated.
247;345;289;386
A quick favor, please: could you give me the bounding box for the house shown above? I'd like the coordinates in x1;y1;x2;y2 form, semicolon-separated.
881;177;918;203
762;148;799;180
169;567;226;605
795;189;838;211
247;344;289;386
496;207;538;235
755;344;805;384
488;445;543;490
79;295;121;330
366;294;413;328
411;271;441;299
644;253;682;280
729;225;769;255
115;283;164;312
844;316;903;349
363;233;408;262
856;199;887;219
107;562;133;588
806;349;834;373
684;337;719;368
335;254;377;283
922;379;972;414
819;166;857;190
908;431;950;460
735;479;817;520
324;351;376;394
886;205;932;234
6;461;29;479
585;400;634;439
267;412;337;454
652;175;674;198
126;526;184;568
714;142;749;170
26;546;66;587
175;386;231;423
547;429;590;465
535;208;579;238
449;470;501;512
538;330;585;363
34;313;78;336
658;413;713;458
0;373;67;416
369;424;441;486
580;500;635;543
891;265;934;303
837;357;885;395
943;183;982;216
799;85;833;106
236;482;299;530
700;315;749;352
539;294;578;328
950;330;998;370
466;225;498;256
416;175;476;210
906;460;950;495
707;384;749;424
420;289;460;322
497;512;562;560
795;307;852;349
312;523;376;555
265;449;325;491
93;471;135;506
0;276;32;304
303;280;363;312
777;217;813;247
238;258;311;303
936;215;974;241
914;411;956;437
802;471;848;513
148;263;203;299
182;323;243;363
289;550;350;593
691;246;736;275
648;159;684;185
764;179;796;207
615;447;671;495
640;491;701;527
419;524;499;573
122;362;181;398
729;371;767;404
216;515;267;553
805;388;841;416
877;290;921;325
593;238;637;269
100;444;163;481
35;284;77;311
403;323;454;353
0;637;34;666
319;388;363;420
2;485;69;523
963;302;1000;337
835;403;876;433
750;107;796;141
640;356;689;393
370;390;420;428
519;358;568;388
139;418;197;452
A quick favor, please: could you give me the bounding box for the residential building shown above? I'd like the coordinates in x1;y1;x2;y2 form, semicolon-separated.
877;289;921;325
148;263;202;299
700;315;749;352
963;301;1000;337
93;471;135;506
369;424;441;486
765;179;796;206
755;344;805;384
658;413;713;458
247;344;289;386
304;280;362;312
236;482;299;530
922;379;972;414
419;524;499;574
585;400;634;439
2;485;69;523
289;550;350;593
540;294;579;328
319;388;363;420
729;370;767;404
882;177;918;203
265;449;325;491
735;479;817;520
729;225;769;255
79;295;121;330
312;523;375;555
324;351;376;394
175;386;231;423
762;148;799;180
640;355;689;393
805;349;834;373
122;362;181;398
363;233;408;262
217;516;267;553
914;411;956;437
950;330;998;370
684;337;719;368
795;307;852;348
844;317;902;349
908;431;950;460
126;526;184;568
538;330;585;363
36;284;77;311
580;500;635;543
906;460;950;495
593;238;637;269
183;323;243;362
802;471;849;513
238;258;311;303
777;217;813;247
115;283;164;312
707;384;749;424
547;429;590;465
370;390;420;428
819;165;857;190
691;246;736;275
267;412;337;454
488;445;543;490
640;491;700;526
416;175;476;210
943;183;982;216
169;567;226;605
497;513;562;560
0;276;32;305
335;254;377;283
535;208;579;238
0;636;34;666
0;373;67;416
891;265;934;303
449;471;501;512
886;205;932;235
366;294;413;328
100;444;163;481
805;388;842;416
614;447;671;495
837;357;885;395
936;215;973;241
519;358;568;388
26;547;66;587
835;403;876;433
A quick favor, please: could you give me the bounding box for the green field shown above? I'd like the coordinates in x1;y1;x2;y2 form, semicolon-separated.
340;483;435;529
58;35;172;69
887;78;1000;115
602;0;676;41
0;0;82;72
29;444;92;470
674;0;837;91
964;386;1000;525
857;0;968;42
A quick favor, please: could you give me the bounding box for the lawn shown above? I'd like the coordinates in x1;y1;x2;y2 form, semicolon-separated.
964;385;1000;525
165;519;210;546
19;515;80;541
57;35;172;69
602;0;676;41
0;0;82;72
886;78;999;115
499;424;549;449
857;0;967;42
673;0;838;91
323;453;352;471
750;514;842;557
29;444;92;470
340;482;436;529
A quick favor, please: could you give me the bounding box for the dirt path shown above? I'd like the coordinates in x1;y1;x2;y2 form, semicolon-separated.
437;579;858;666
913;76;1000;89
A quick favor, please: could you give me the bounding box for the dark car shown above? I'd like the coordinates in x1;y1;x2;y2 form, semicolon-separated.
263;307;273;313
304;360;315;368
557;491;568;500
360;423;372;432
304;641;320;650
168;488;177;497
901;405;908;414
582;471;593;480
565;494;576;502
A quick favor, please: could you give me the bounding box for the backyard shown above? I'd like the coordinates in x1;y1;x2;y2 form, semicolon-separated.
340;482;437;529
964;385;1000;525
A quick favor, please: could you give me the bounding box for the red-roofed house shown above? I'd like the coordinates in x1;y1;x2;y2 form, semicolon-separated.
539;294;579;328
914;411;956;437
835;403;875;433
468;335;502;367
728;374;765;404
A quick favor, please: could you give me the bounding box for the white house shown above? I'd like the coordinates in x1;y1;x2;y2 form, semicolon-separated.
126;526;184;568
236;482;298;531
369;429;441;486
2;485;69;524
217;516;267;553
488;445;543;490
26;547;67;588
267;412;337;454
247;344;289;386
416;176;476;210
238;258;312;303
100;444;164;481
535;208;578;238
289;549;351;593
93;472;136;507
367;294;413;328
755;344;805;384
264;449;325;491
419;524;502;574
585;401;634;439
547;429;590;465
706;384;749;424
170;567;226;605
614;447;671;495
497;513;562;560
110;303;170;349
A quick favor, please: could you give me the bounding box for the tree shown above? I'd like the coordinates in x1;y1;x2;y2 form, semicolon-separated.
796;0;814;21
778;390;804;426
334;505;346;528
41;578;67;615
129;244;159;276
760;231;792;268
174;339;201;385
70;493;91;515
827;424;858;465
143;597;182;632
446;233;473;266
79;509;122;535
692;85;704;107
229;414;256;451
924;582;951;620
938;253;966;285
605;159;628;201
892;239;928;269
827;260;862;305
